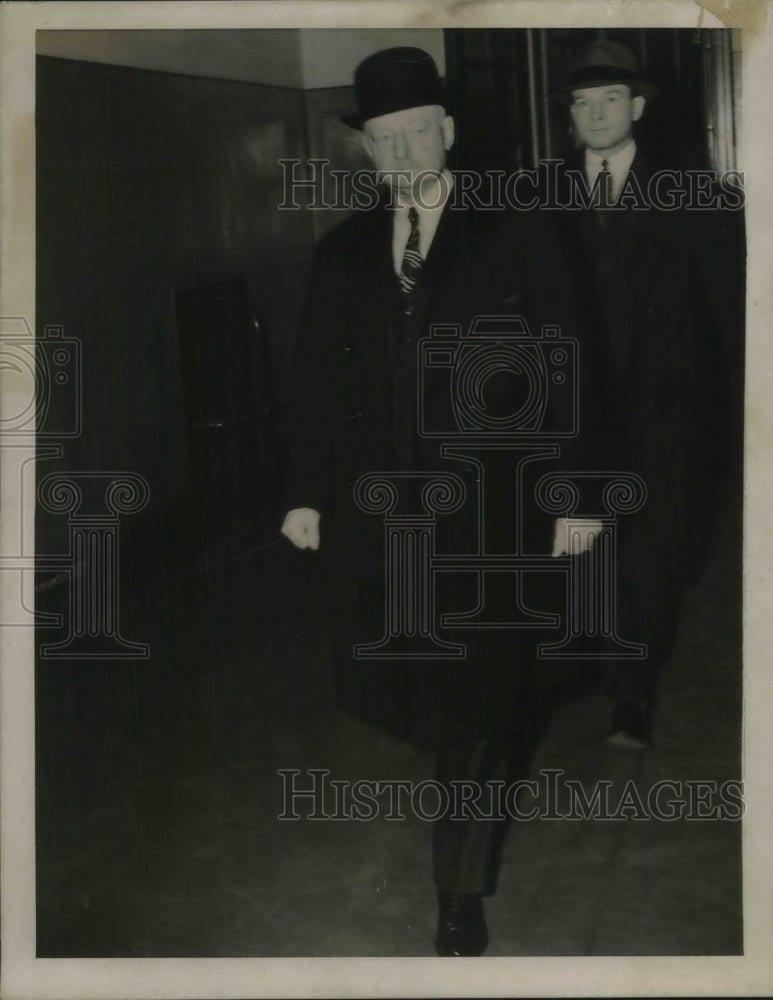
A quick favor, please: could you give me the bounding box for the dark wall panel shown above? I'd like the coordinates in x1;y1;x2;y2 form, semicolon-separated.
36;56;314;530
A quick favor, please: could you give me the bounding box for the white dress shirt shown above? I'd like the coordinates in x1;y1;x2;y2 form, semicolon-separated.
584;140;637;202
391;170;455;276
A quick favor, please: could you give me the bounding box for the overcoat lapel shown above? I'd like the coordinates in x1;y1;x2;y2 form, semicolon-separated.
416;204;478;405
620;153;672;335
566;150;675;387
346;203;398;438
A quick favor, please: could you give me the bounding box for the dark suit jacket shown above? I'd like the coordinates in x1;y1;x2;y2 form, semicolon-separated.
283;191;595;747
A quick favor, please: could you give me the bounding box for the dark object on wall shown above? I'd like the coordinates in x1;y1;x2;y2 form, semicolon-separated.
173;276;279;536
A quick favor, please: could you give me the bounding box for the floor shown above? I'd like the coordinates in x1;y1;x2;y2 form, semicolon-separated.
35;480;742;958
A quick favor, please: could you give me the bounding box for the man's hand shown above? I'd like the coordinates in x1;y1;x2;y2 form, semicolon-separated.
551;517;603;557
281;508;321;550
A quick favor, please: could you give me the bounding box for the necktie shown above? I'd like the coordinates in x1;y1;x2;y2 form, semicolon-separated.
398;207;423;299
596;159;612;230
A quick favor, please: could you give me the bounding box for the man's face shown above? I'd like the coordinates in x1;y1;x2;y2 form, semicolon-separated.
569;85;645;156
362;105;454;194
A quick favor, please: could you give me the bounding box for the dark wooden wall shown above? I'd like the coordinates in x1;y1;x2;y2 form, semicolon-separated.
36;56;314;547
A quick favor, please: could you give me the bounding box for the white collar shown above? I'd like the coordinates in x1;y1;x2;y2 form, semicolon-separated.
584;141;636;201
585;140;637;178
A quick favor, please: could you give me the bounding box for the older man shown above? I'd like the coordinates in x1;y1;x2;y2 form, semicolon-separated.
281;47;596;956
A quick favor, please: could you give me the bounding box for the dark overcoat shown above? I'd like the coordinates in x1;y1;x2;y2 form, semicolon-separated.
551;152;742;673
283;192;593;749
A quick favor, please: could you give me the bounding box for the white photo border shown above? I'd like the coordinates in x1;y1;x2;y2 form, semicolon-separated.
1;2;772;997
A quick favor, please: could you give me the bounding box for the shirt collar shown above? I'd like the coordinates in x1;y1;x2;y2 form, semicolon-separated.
585;140;637;179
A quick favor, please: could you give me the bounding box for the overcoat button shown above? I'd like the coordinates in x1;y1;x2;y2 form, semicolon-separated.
343;342;355;354
348;408;362;421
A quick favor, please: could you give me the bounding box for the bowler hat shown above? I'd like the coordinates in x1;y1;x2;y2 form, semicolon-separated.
341;47;447;130
551;38;657;103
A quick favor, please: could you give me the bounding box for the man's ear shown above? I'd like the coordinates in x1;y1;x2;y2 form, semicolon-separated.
632;95;646;122
360;131;375;162
441;115;455;152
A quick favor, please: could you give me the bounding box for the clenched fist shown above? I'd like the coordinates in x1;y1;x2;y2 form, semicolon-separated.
281;508;321;550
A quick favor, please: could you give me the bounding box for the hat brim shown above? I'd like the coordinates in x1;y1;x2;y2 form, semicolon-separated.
550;79;658;104
340;93;451;131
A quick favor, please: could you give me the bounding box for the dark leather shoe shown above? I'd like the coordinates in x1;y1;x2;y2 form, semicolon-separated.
434;890;488;956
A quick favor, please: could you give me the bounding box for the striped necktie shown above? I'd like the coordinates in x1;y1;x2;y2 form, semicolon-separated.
398;207;423;298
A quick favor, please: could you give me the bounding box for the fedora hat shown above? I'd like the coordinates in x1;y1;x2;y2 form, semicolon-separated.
341;47;447;130
551;38;657;103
